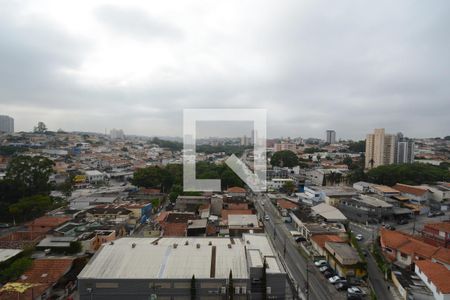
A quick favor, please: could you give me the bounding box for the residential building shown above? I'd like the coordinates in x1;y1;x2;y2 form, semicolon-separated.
325;242;366;278
85;170;105;183
26;216;72;233
421;222;450;248
326;130;336;144
415;260;450;300
379;228;450;269
365;128;397;169
426;182;450;211
0;115;14;133
273;143;296;152
110;128;125;140
310;234;346;257
396;139;415;164
77;235;287;300
0;258;75;300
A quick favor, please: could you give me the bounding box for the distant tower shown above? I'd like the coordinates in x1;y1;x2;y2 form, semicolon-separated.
326;130;336;144
0;115;14;133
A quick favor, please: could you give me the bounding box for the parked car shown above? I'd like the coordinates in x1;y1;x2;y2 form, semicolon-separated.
355;234;364;241
347;287;365;297
335;282;349;291
295;236;306;243
319;265;329;273
397;219;408;225
264;215;270;221
323;271;335;278
314;260;327;267
328;275;342;284
434;211;445;216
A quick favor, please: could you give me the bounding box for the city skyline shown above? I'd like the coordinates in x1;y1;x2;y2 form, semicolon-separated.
1;1;449;139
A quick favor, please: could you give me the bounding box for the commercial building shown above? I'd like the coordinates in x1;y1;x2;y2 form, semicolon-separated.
110;128;125;140
324;242;366;278
338;195;393;223
0;115;14;133
77;234;287;300
365;128;396;169
326;130;336;144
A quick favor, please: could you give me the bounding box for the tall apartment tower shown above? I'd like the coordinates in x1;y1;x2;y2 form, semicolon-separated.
0;115;14;133
326;130;336;144
396;139;415;164
365;128;396;169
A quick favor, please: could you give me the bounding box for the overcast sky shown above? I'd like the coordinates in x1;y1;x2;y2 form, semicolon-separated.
0;0;449;140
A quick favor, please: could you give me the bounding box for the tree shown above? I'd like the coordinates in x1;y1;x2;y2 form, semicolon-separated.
228;270;234;300
366;163;450;186
0;257;33;283
33;121;47;133
9;195;54;222
6;156;55;197
303;147;321;154
270;150;299;168
347;140;366;153
282;181;296;195
131;166;163;189
190;275;196;300
343;156;353;168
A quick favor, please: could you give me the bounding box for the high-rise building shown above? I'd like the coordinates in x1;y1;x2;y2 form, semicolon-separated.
396;138;415;164
0;115;14;133
365;128;396;169
110;128;125;140
326;130;336;144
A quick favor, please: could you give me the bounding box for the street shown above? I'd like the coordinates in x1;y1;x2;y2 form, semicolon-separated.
254;193;346;300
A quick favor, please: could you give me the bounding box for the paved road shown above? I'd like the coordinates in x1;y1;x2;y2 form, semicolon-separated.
254;194;346;300
350;223;395;300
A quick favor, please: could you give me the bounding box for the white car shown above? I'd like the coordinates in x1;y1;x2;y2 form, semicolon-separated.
347;287;365;296
319;265;329;272
328;275;341;284
264;215;270;221
314;260;327;267
355;234;364;241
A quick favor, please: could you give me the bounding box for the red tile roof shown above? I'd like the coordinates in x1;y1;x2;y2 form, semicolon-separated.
277;199;299;210
415;260;450;294
226;187;246;193
424;222;450;234
311;234;345;249
163;223;187;236
392;183;428;197
227;203;249;210
26;216;72;230
0;258;74;300
380;228;450;265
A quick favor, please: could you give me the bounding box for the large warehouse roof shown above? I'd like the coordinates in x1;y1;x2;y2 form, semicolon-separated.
78;234;283;280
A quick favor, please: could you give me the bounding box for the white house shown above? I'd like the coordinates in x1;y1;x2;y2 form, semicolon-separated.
85;170;105;183
415;260;450;300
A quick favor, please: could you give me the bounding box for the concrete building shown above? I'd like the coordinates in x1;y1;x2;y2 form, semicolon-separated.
365;128;396;169
77;234;287;300
0;115;14;133
396;140;415;164
85;170;106;183
326;130;336;144
110;128;125;140
273;143;296;152
338;195;393;224
324;242;366;278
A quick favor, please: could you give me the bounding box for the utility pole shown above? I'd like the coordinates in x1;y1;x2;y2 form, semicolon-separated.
306;262;309;300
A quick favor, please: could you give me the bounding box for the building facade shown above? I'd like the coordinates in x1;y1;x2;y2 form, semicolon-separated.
78;235;287;300
365;128;396;169
0;115;14;133
326;130;336;144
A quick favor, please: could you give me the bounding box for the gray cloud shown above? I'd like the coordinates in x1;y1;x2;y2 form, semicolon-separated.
0;0;449;139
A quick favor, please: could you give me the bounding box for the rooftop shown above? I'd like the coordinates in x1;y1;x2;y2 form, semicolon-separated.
311;203;347;221
415;260;450;294
393;183;428;197
226;186;246;193
78;234;283;280
0;249;22;263
424;222;450;233
356;195;393;208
